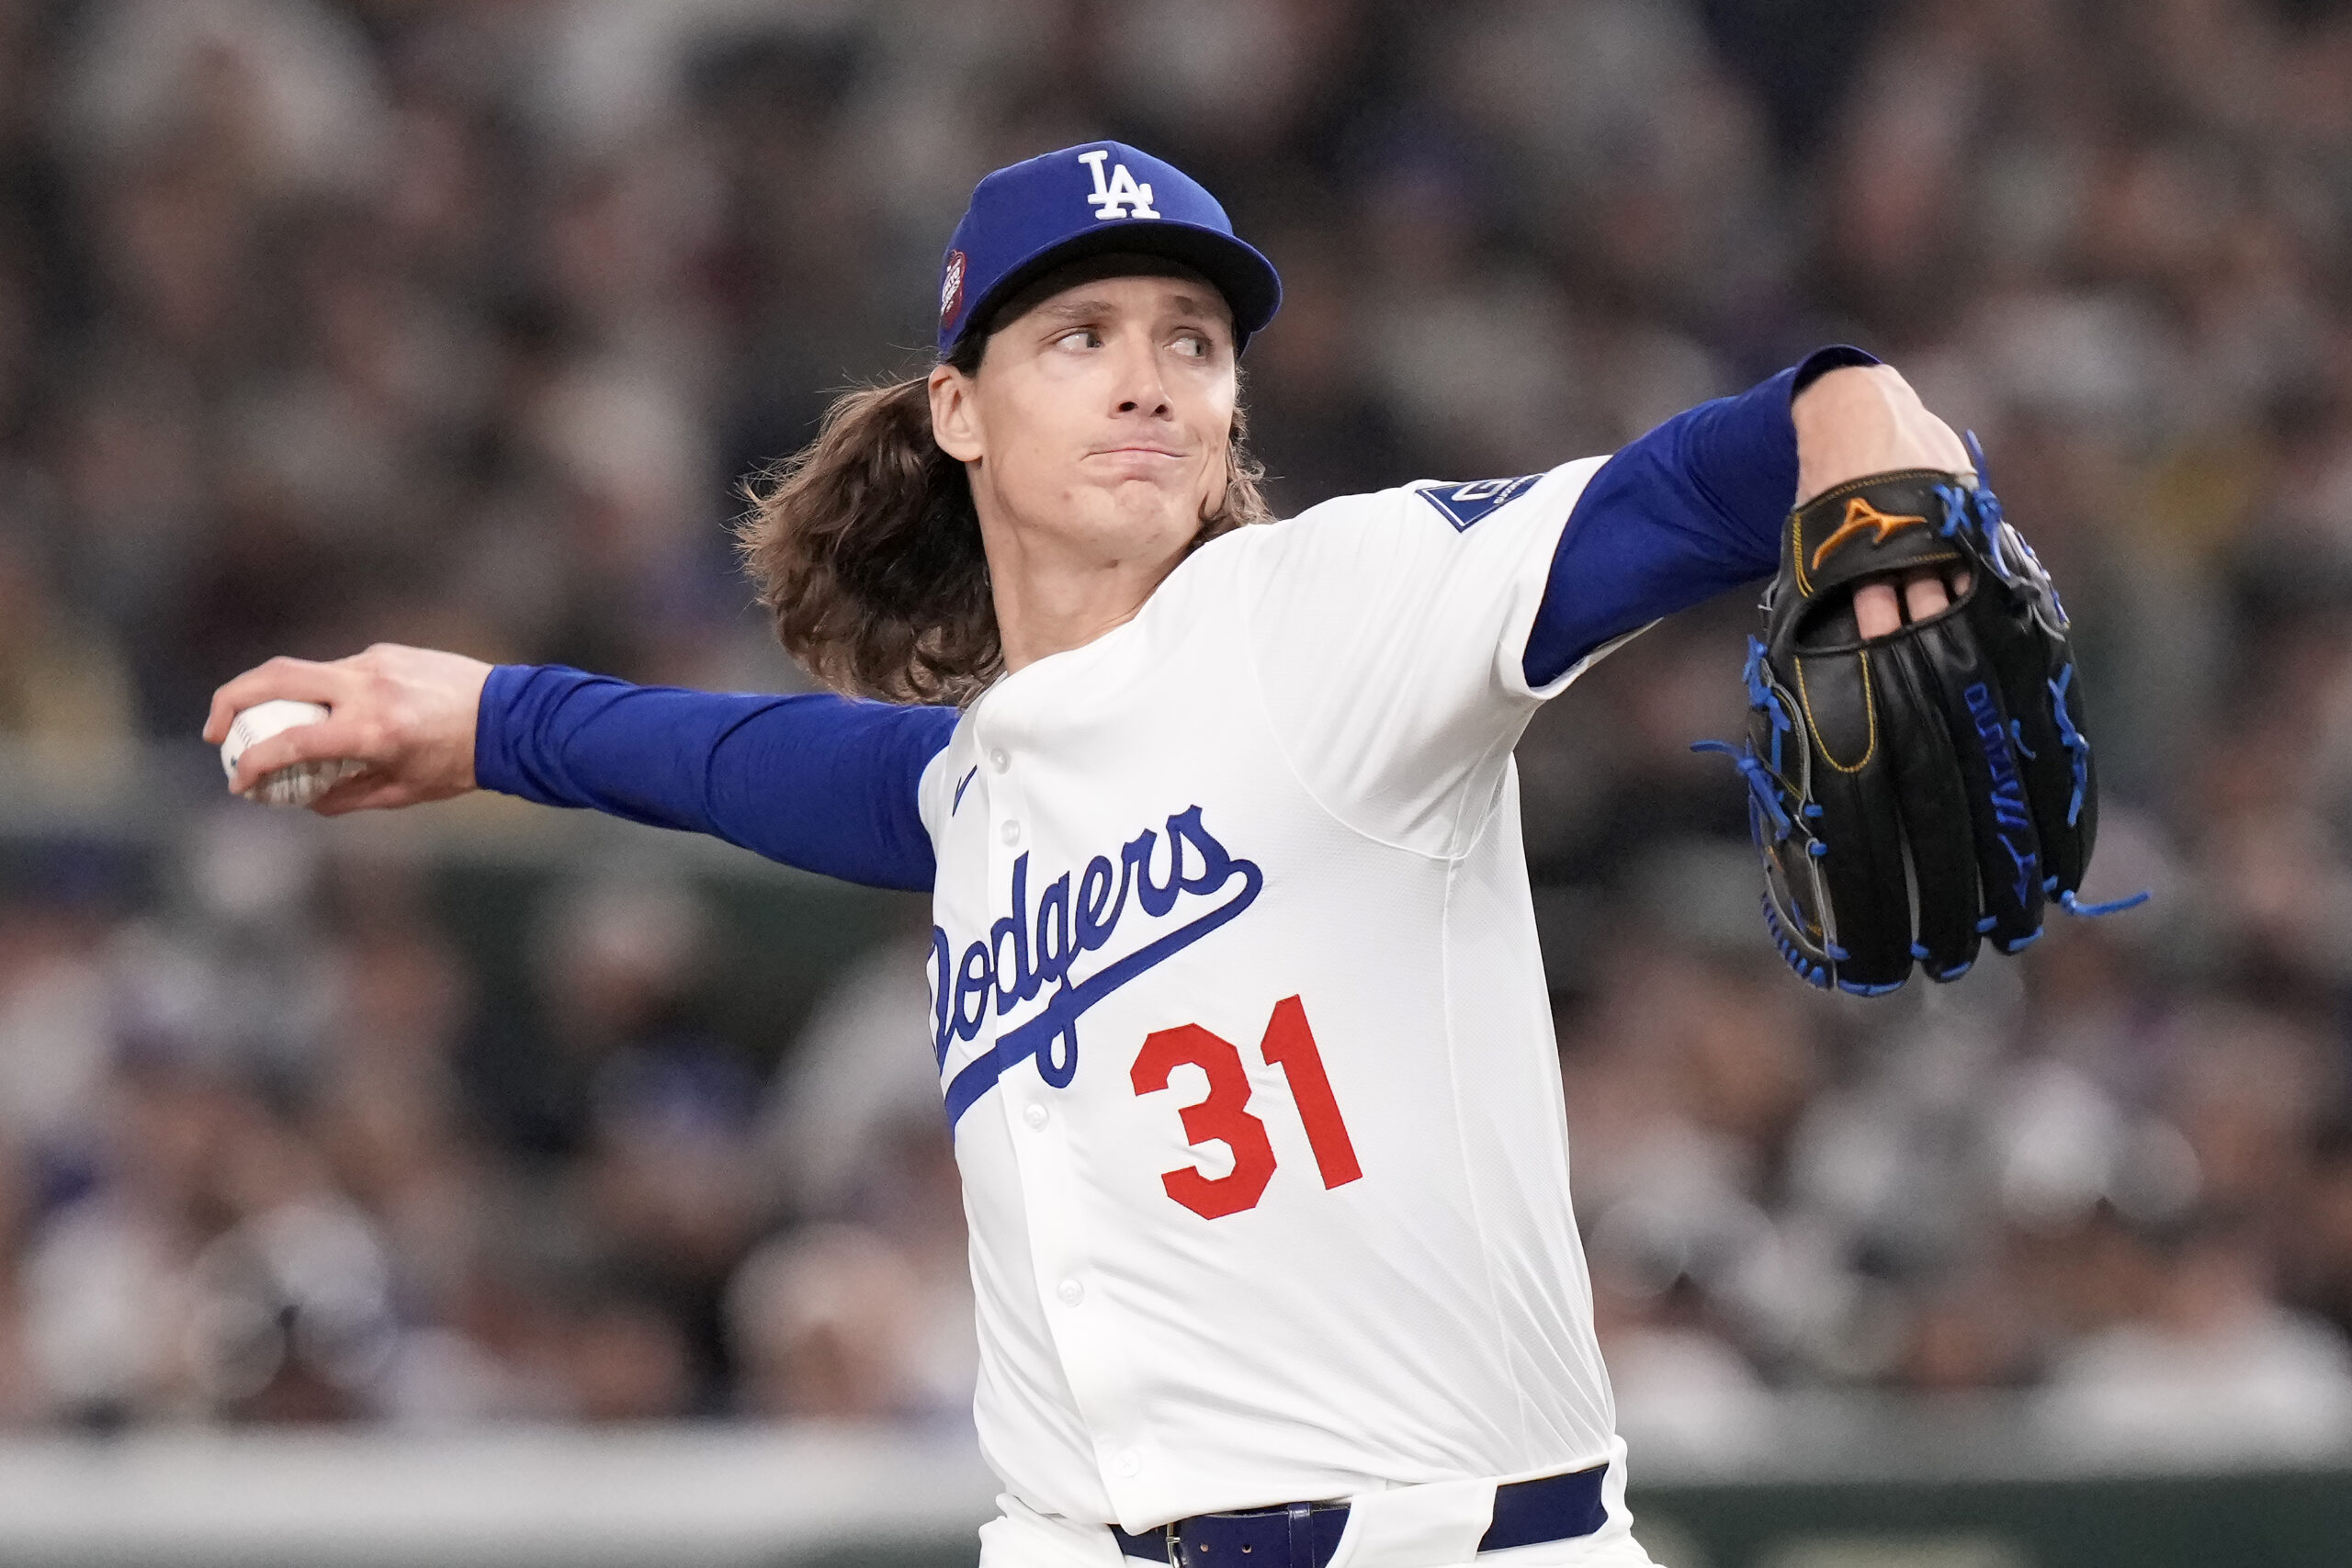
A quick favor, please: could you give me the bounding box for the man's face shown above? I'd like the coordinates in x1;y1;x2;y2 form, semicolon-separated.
930;264;1238;567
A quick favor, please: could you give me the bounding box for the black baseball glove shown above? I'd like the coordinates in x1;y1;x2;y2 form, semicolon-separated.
1702;450;2141;994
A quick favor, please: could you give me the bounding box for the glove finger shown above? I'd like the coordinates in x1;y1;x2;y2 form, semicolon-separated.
1925;615;2047;953
1873;634;1982;981
1738;664;1837;987
2041;659;2097;894
1971;585;2096;898
1789;646;1915;991
1959;496;2099;902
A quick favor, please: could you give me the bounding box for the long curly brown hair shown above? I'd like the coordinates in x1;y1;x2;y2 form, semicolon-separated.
736;274;1273;706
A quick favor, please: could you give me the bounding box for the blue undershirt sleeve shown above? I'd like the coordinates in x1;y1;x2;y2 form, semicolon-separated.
1522;344;1882;687
473;664;957;892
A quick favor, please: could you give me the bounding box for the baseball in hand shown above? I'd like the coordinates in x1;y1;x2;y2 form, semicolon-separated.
220;699;364;807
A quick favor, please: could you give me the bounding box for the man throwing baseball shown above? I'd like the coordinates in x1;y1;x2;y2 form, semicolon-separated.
208;143;2109;1567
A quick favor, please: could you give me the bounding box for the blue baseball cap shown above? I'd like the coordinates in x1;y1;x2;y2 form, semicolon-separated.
935;141;1282;358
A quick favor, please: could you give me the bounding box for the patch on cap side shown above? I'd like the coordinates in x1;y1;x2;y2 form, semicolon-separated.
940;249;967;330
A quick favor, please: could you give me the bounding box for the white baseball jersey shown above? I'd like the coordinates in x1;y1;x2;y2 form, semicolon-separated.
917;457;1637;1537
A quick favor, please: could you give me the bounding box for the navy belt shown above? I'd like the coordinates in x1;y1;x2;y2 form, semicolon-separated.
1111;1461;1608;1566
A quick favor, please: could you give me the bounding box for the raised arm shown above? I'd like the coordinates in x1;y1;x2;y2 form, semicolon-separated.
204;647;956;892
1523;346;1969;685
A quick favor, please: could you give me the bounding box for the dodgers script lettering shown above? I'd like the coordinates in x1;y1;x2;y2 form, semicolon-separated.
931;805;1262;1126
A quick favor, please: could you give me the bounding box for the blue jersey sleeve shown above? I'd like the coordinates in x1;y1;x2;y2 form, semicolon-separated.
1523;345;1882;687
474;665;957;892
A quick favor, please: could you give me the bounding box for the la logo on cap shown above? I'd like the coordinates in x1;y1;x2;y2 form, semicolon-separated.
1079;149;1158;220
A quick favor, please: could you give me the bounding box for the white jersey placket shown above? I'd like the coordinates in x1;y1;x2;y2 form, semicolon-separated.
969;686;1159;1507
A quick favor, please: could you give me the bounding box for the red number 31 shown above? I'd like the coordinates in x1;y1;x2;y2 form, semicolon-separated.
1128;995;1363;1220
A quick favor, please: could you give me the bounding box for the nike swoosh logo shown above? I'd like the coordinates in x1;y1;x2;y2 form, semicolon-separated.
941;854;1264;1128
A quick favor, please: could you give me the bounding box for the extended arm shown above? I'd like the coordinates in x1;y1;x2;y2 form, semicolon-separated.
1523;346;1968;685
479;666;955;891
205;647;956;893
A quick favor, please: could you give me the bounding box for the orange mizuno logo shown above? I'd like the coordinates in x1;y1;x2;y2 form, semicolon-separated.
1810;494;1927;572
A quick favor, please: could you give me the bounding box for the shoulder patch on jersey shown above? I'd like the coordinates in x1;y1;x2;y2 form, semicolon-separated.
1414;474;1542;531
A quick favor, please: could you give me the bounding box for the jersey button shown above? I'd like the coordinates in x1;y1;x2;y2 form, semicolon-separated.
989;748;1010;773
1057;1278;1084;1306
1000;820;1022;846
1023;1103;1048;1130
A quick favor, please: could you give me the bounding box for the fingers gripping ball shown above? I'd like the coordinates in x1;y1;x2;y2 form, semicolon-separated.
220;699;364;808
1699;453;2144;995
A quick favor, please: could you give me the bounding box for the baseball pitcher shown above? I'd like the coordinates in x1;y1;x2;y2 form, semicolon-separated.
207;143;2120;1568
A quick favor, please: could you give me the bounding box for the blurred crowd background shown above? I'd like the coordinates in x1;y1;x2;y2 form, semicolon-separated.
2;0;2352;1468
